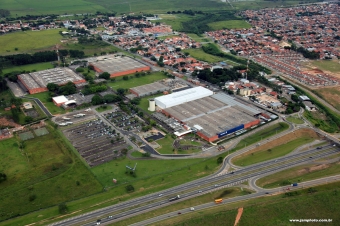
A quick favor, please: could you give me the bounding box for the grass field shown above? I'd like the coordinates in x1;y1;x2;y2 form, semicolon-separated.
256;157;340;188
303;110;338;133
138;93;164;112
286;116;304;124
314;87;340;111
157;14;196;31
233;133;317;166
108;72;168;91
95;105;112;113
28;92;66;115
155;181;340;226
308;59;340;74
208;20;251;30
60;42;123;58
0;125;102;221
186;33;211;43
113;187;252;226
230;122;289;151
183;48;227;63
2;62;54;74
0;29;66;54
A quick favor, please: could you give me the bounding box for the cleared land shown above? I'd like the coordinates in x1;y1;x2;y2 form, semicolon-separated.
109;72;167;91
2;62;54;74
256;157;340;188
233;128;320;166
154;181;340;226
0;126;102;222
0;29;66;54
286;116;304;124
314;86;340;111
208;20;251;30
113;187;252;226
306;59;340;75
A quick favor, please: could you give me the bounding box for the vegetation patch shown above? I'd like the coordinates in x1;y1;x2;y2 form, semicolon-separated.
286;116;304;124
28;92;66;115
313;86;340;111
183;48;228;63
95;105;113;113
208;20;251;30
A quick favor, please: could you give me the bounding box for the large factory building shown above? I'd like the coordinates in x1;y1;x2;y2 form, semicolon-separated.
89;55;150;78
18;68;86;94
154;87;262;142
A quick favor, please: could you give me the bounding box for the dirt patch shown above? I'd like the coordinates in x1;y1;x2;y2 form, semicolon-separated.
238;128;320;158
0;117;20;128
234;207;244;226
297;164;330;175
139;187;145;191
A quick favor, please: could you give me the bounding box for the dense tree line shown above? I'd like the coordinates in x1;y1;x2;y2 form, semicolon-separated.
82;83;108;95
91;93;122;105
0;51;57;67
47;82;76;96
192;68;242;85
0;76;8;92
290;43;320;59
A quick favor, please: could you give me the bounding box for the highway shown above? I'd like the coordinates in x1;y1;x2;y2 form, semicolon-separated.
50;144;340;226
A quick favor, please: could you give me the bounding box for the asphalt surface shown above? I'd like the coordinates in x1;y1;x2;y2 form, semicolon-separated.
50;144;340;226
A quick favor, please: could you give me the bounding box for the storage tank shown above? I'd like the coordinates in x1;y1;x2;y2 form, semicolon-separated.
148;99;156;111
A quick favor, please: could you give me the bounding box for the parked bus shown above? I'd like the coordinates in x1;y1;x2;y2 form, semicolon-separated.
215;198;223;204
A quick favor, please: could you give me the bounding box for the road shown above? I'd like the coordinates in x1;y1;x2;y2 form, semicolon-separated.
21;96;53;117
50;143;340;226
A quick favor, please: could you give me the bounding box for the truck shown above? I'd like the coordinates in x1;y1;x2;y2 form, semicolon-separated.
168;195;180;202
292;183;298;187
215;198;223;204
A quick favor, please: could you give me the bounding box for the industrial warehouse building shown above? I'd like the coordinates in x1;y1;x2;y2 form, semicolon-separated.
155;86;213;109
18;68;86;94
155;87;263;142
89;55;150;78
130;82;170;97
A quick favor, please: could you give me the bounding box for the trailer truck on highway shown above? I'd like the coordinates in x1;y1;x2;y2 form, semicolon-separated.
215;198;223;204
168;195;180;202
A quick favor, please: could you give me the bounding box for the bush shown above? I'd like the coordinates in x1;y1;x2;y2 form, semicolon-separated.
29;194;37;202
58;203;68;214
125;184;135;193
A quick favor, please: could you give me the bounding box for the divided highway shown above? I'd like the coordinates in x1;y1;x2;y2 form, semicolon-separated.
50;144;340;226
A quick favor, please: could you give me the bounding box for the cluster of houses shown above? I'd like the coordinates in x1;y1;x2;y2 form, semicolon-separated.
207;3;339;59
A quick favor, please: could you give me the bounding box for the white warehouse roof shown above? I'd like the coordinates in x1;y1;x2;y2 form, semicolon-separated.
52;95;68;104
155;87;213;109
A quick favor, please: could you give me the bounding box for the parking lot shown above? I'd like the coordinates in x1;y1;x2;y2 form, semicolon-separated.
104;110;144;132
54;109;97;126
62;118;128;167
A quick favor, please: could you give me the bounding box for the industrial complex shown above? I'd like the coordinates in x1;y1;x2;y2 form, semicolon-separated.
152;87;267;142
89;55;150;78
17;68;86;94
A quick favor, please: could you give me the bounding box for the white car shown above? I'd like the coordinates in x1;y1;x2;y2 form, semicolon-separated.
190;207;195;211
158;194;163;197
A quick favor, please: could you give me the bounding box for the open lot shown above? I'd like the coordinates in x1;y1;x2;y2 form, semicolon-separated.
304;59;340;75
109;72;167;91
62;118;128;167
232;128;320;166
208;20;251;30
0;29;66;54
0;126;102;222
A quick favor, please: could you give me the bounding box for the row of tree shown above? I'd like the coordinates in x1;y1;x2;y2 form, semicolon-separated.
91;94;122;105
0;51;57;67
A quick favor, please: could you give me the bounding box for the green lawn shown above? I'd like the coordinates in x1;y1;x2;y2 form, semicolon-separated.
108;72;168;91
208;20;251;30
95;105;113;113
155;135;176;154
2;62;54;74
231;122;289;151
28;92;66;115
156;181;340;226
0;29;66;54
257;157;340;188
61;42;123;57
157;14;195;31
233;134;316;166
187;33;211;43
286;116;304;124
0;126;102;222
183;48;226;63
308;59;340;73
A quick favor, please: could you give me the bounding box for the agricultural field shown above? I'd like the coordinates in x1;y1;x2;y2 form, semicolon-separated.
154;181;340;226
232;128;320;166
28;92;66;115
2;62;54;74
0;29;66;55
108;72;168;91
208;20;251;30
314;86;340;111
256;156;340;188
0;125;102;222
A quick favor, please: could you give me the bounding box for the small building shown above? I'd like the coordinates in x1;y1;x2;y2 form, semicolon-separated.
52;95;68;107
299;95;310;102
304;101;317;111
22;102;33;110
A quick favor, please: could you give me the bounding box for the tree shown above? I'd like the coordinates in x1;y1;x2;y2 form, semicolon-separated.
99;72;110;80
117;88;125;96
0;172;7;183
91;94;103;105
122;75;129;80
24;116;34;123
125;184;135;193
217;156;223;164
47;83;59;92
58;203;68;214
